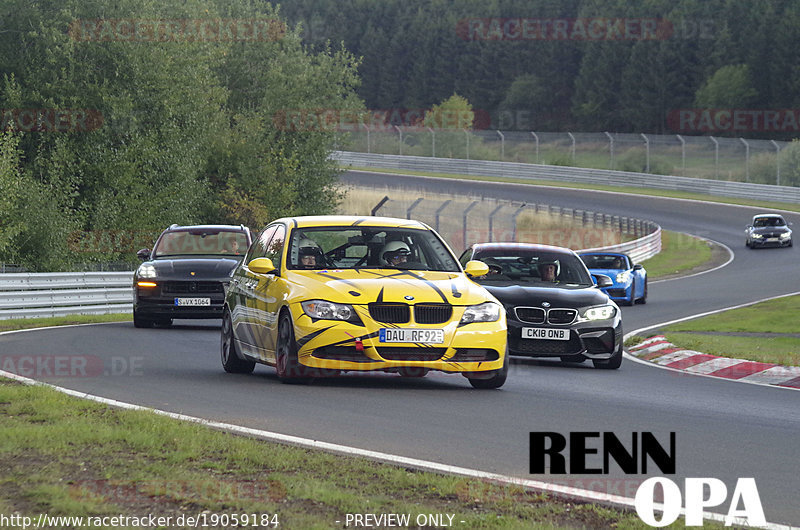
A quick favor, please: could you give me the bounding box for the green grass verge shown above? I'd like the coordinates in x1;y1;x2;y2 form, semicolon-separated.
0;379;675;529
345;166;800;213
651;295;800;366
0;313;130;333
638;231;713;279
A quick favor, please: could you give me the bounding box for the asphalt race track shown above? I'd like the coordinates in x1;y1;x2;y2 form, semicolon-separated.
3;170;800;526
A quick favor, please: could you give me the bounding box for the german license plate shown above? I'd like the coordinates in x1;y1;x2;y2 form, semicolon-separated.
767;237;779;242
379;328;444;344
522;327;570;340
174;297;211;307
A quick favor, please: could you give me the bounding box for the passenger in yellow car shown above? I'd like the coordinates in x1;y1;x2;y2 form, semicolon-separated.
381;240;411;266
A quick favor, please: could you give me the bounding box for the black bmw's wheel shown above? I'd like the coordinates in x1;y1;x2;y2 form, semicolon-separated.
221;309;255;374
592;343;623;370
468;352;508;389
275;312;309;384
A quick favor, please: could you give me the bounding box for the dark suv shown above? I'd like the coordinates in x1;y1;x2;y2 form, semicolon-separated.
133;224;252;328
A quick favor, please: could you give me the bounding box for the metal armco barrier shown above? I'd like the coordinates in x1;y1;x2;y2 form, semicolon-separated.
333;151;800;204
0;272;133;320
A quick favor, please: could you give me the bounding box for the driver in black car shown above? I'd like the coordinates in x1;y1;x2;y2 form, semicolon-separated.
538;261;558;282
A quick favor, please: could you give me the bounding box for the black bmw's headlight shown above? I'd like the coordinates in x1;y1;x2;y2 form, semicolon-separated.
580;304;617;321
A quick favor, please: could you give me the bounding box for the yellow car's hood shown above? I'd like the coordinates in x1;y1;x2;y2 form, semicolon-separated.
287;268;494;306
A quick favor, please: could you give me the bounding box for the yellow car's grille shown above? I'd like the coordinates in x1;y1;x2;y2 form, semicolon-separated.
367;303;453;324
414;303;453;324
368;303;410;323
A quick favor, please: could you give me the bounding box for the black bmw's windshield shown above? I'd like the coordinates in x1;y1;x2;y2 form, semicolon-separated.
286;226;460;272
473;250;594;287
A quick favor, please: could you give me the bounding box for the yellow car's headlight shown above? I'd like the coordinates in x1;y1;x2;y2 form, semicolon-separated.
302;300;358;322
460;302;501;323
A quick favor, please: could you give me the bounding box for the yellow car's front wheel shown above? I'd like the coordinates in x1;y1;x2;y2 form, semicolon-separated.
466;352;508;389
276;312;310;384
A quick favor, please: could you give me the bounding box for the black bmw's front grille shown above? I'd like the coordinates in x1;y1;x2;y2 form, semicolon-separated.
368;303;410;323
162;281;223;294
515;307;545;324
514;307;576;325
414;304;452;324
547;309;577;324
376;348;446;361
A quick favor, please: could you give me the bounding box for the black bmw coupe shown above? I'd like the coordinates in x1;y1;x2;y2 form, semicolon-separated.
460;243;623;369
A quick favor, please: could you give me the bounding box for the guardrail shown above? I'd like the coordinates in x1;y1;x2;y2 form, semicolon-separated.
0;272;133;320
333;151;800;204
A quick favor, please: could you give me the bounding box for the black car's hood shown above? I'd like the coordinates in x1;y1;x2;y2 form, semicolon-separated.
479;282;610;309
146;257;241;280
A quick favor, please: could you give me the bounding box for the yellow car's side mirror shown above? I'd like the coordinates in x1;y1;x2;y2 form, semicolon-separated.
248;257;276;274
464;260;489;278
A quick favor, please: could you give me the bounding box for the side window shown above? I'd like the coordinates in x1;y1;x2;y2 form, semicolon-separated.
459;248;473;268
264;225;286;269
246;226;276;264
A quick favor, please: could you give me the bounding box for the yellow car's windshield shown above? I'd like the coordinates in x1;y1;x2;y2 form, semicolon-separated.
286;226;460;272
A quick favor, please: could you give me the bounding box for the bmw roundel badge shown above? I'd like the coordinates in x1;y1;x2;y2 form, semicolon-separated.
541;301;551;308
404;295;414;301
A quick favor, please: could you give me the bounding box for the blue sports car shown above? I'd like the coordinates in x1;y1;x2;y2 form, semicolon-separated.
579;252;647;306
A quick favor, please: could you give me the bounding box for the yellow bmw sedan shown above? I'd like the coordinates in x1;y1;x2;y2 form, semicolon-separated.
220;215;508;388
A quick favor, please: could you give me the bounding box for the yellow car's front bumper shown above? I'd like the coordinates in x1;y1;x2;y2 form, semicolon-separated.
291;303;506;374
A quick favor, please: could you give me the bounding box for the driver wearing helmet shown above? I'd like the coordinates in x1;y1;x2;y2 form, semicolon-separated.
298;238;323;269
538;260;558;282
381;240;411;267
